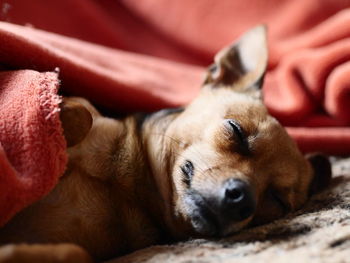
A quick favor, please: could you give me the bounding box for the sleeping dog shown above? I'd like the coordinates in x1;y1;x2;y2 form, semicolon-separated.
0;26;331;262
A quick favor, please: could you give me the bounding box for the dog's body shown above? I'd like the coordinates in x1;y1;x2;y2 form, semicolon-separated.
0;26;331;262
0;110;167;260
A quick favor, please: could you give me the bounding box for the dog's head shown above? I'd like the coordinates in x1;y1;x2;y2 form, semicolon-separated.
145;26;332;237
59;26;332;240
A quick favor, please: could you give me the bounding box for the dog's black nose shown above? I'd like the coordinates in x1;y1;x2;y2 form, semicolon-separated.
221;178;256;221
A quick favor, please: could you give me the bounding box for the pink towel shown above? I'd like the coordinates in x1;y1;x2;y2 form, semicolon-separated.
0;70;66;226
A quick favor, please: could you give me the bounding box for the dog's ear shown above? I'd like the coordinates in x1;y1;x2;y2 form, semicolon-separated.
60;98;93;147
204;25;268;99
307;154;332;196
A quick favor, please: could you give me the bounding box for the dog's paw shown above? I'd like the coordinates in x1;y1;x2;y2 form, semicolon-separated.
0;244;93;263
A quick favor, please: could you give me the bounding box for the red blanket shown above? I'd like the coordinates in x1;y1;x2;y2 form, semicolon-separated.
0;0;349;225
0;70;66;226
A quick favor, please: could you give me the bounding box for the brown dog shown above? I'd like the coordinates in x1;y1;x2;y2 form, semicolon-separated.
0;26;331;262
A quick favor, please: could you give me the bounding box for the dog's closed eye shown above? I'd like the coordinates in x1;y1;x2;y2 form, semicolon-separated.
225;119;250;155
181;160;194;186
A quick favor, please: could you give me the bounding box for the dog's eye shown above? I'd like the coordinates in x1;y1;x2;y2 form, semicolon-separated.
181;160;194;186
225;119;250;154
227;119;245;141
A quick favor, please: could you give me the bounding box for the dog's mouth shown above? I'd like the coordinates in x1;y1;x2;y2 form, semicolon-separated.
184;190;220;236
183;187;256;237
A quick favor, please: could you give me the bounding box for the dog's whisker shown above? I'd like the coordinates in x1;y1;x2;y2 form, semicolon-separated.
148;132;211;173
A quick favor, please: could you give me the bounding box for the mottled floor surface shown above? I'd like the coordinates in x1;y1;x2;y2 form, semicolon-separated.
109;157;350;263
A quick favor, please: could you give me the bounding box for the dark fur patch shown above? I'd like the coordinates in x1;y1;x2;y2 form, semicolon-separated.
134;113;152;131
135;107;185;131
158;107;185;116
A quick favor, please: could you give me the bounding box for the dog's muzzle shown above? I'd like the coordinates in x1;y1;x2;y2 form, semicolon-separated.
184;178;256;236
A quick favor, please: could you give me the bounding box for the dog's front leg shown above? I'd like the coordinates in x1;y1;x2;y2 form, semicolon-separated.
0;244;93;263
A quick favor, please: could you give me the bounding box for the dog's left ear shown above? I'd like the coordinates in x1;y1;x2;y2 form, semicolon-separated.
307;154;332;196
60;98;93;147
204;25;268;99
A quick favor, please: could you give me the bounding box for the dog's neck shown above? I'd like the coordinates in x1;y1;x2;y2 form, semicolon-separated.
138;110;191;239
106;113;189;247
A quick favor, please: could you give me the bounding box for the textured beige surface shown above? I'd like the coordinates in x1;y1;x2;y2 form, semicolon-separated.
108;157;350;263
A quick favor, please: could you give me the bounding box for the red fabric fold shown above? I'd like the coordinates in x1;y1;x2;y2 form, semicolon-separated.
0;22;203;111
0;70;66;226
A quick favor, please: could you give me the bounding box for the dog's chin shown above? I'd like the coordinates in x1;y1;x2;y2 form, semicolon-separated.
188;213;249;237
188;208;219;237
183;190;250;237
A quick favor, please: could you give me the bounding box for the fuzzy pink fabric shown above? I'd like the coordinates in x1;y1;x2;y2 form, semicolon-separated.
0;70;67;226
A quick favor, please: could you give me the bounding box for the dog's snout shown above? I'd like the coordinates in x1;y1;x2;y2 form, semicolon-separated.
222;179;256;221
186;178;257;236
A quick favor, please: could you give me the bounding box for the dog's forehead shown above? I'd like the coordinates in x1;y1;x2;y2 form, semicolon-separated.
186;87;267;119
183;87;306;172
169;88;278;149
